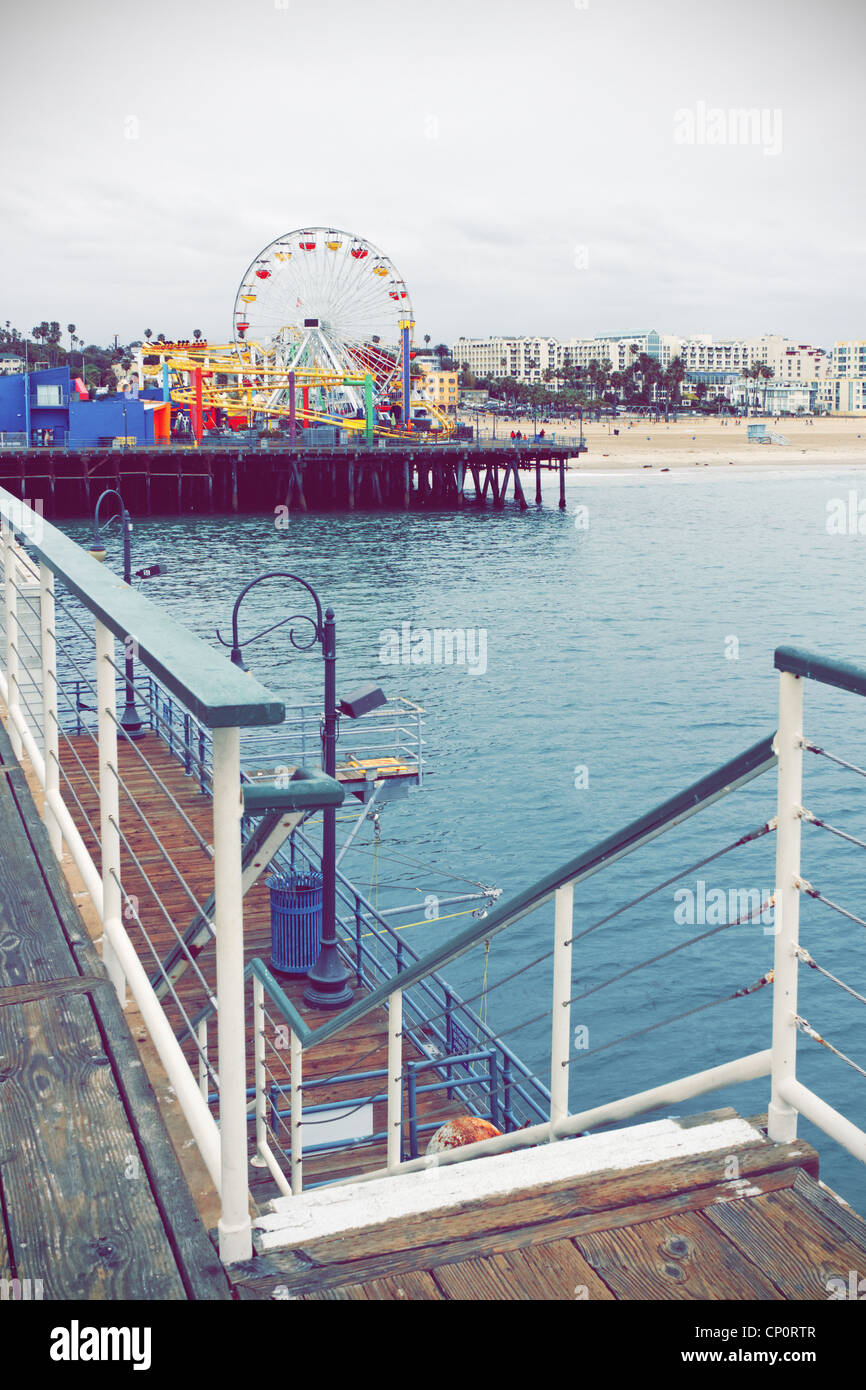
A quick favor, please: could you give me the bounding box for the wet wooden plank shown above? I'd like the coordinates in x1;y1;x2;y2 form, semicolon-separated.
431;1241;615;1301
572;1210;783;1301
303;1270;444;1301
704;1187;866;1300
0;779;80;989
231;1163;804;1299
0;991;186;1299
791;1168;866;1244
264;1131;818;1270
0;975;107;1008
1;721;230;1300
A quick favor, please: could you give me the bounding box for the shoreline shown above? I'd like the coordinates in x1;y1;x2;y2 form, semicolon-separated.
464;412;866;472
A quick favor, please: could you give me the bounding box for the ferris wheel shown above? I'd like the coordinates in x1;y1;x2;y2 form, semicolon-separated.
233;227;413;409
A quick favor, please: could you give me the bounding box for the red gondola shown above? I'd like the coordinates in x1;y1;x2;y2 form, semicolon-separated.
255;269;271;279
236;323;249;334
300;241;316;251
389;291;399;300
350;246;368;259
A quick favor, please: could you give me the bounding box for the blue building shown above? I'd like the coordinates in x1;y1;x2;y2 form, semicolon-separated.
0;367;158;447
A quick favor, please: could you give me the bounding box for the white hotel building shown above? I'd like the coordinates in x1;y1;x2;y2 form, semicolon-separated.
451;331;866;411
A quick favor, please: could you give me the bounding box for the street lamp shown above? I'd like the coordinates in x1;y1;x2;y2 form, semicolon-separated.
88;488;144;740
217;573;387;1009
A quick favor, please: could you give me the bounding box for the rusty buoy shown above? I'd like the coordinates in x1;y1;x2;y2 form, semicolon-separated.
426;1117;502;1154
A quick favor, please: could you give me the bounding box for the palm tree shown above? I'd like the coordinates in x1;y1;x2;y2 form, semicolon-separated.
424;334;431;350
144;329;153;341
193;328;202;342
665;356;686;404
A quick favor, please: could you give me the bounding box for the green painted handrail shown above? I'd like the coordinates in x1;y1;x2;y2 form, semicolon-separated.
250;733;778;1050
0;488;284;729
775;645;866;699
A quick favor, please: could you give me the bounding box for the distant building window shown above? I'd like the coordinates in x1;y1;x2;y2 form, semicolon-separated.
36;385;62;406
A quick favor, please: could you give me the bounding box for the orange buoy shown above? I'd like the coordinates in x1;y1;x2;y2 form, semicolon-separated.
426;1117;501;1154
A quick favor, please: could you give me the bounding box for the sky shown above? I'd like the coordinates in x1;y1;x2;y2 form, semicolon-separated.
2;0;865;350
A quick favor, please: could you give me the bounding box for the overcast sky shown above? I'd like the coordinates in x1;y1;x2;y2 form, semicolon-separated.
2;0;864;349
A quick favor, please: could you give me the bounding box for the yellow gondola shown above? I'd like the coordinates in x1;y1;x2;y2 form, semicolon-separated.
373;265;388;277
240;293;256;303
326;240;342;251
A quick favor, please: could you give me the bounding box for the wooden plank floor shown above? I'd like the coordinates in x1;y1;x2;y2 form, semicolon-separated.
0;720;230;1300
59;733;468;1198
232;1111;866;1300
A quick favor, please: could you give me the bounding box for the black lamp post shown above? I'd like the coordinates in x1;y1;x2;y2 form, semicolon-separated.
89;488;143;739
217;573;386;1010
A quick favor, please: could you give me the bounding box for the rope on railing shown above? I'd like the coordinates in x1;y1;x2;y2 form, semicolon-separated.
109;864;220;1090
567;820;775;947
402;824;777;1037
559;970;775;1064
50;750;101;849
105;810;214;987
564;896;774;1008
101;655;212;779
801;809;866;854
803;741;866;780
794;1015;866;1080
795;946;866;1007
102;704;213;858
799;881;866;931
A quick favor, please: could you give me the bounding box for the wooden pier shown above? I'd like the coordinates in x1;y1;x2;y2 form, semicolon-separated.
236;1109;866;1301
0;440;585;519
56;733;467;1198
0;721;230;1300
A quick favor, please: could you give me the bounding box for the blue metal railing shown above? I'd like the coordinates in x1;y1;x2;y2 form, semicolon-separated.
73;664;549;1149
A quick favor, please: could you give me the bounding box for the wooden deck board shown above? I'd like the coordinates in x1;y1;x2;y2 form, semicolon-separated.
430;1241;616;1301
0;721;230;1300
704;1185;866;1299
303;1270;444;1301
571;1209;783;1301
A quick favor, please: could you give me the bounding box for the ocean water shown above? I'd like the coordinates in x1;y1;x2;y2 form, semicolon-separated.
61;463;866;1210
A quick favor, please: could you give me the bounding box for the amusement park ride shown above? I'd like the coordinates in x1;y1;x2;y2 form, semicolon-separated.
135;228;455;443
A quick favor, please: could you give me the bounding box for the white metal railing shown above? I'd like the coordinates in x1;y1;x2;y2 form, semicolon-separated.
767;652;866;1164
247;653;866;1212
0;492;287;1264
229;734;787;1202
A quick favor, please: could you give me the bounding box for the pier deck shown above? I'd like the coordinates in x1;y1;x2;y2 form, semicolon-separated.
0;440;585;517
0;721;230;1300
57;733;467;1198
234;1109;866;1300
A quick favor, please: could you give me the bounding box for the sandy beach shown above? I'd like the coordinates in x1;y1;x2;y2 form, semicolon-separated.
463;413;866;470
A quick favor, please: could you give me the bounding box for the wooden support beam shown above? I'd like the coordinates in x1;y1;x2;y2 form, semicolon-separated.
512;464;528;511
291;458;307;513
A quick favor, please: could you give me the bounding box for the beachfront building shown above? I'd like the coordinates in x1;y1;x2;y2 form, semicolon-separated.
453;331;677;387
453;336;559;384
417;367;459;414
0;353;25;375
817;377;866;414
832;341;866;378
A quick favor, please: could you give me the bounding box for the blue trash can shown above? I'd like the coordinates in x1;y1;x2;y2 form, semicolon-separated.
268;870;323;975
